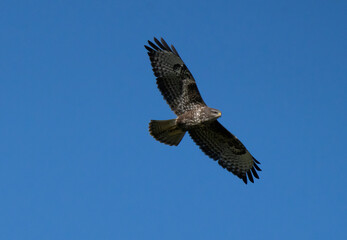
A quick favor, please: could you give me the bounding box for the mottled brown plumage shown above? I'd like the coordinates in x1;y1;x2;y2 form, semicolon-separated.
146;37;261;184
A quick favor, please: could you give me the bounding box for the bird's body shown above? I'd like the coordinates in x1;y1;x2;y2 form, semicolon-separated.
176;107;221;130
145;38;261;184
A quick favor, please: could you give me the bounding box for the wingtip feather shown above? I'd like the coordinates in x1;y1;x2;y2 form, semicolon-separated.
242;175;247;184
160;38;171;51
253;157;260;164
148;40;160;50
144;45;154;52
253;162;262;171
154;37;165;50
247;170;254;183
171;44;180;57
251;167;259;179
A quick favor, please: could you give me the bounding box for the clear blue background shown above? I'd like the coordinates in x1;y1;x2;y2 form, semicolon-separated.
1;0;346;239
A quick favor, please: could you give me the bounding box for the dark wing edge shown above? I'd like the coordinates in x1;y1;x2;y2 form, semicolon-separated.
145;37;206;115
145;37;181;58
188;121;261;184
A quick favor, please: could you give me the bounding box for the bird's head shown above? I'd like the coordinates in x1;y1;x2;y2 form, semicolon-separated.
208;107;222;120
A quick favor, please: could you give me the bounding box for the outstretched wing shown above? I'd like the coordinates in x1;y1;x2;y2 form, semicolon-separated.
145;38;206;115
188;121;261;184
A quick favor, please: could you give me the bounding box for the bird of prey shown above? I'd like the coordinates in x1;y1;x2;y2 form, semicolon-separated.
145;37;261;184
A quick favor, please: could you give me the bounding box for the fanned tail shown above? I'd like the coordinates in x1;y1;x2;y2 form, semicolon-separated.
149;119;186;146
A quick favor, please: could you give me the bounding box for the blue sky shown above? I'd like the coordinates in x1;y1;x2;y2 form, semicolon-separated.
1;0;346;239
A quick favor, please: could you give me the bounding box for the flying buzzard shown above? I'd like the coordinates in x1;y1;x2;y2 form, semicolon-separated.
145;38;261;184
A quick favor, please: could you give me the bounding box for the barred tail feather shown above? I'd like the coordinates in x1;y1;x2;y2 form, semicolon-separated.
149;119;186;146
